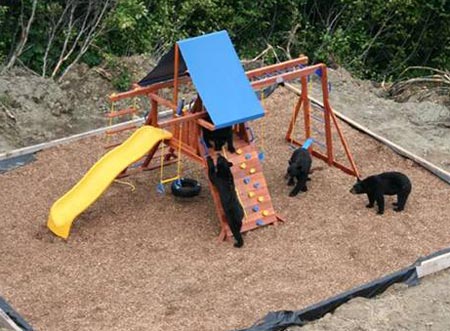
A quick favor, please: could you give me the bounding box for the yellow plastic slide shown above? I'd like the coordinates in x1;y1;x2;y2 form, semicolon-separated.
47;126;172;239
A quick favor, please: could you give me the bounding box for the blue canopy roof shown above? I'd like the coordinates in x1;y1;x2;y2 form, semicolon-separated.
177;30;264;129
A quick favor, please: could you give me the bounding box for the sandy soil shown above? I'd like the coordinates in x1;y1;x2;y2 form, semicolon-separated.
1;87;450;331
308;69;450;172
288;268;450;331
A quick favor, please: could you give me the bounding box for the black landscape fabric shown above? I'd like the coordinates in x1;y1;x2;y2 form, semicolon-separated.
233;265;417;331
0;296;33;330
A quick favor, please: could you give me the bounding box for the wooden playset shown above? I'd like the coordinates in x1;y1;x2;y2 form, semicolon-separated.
47;30;359;241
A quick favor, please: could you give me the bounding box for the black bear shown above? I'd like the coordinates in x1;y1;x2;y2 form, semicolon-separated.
350;171;412;215
207;154;244;247
286;147;312;197
202;126;236;153
202;115;236;153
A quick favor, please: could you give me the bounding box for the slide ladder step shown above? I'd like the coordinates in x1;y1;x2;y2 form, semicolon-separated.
105;107;138;118
105;124;137;135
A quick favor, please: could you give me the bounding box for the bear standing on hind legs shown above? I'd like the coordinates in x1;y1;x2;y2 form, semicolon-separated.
207;154;244;247
350;171;412;215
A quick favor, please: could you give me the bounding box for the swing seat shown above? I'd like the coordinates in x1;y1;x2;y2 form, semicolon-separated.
171;178;202;198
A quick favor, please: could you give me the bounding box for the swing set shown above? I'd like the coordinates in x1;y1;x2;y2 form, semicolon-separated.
48;31;360;241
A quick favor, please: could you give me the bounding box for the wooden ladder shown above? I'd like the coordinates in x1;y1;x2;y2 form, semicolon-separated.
206;140;283;241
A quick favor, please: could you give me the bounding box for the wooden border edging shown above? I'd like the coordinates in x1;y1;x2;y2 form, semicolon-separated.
284;82;450;185
0;110;173;161
416;250;450;278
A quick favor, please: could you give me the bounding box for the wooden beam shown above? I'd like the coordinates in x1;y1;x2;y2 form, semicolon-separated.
158;111;207;128
197;118;216;131
328;104;361;178
301;76;311;142
417;251;450;278
148;92;177;111
246;56;309;79
251;63;324;90
167;138;203;164
108;76;191;102
173;44;179;109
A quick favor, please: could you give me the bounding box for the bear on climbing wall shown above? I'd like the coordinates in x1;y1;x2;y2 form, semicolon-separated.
207;154;244;247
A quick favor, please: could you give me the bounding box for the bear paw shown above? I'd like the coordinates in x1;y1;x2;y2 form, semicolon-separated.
393;207;403;212
228;147;236;153
376;210;384;215
289;191;298;197
234;240;244;248
301;186;308;192
366;204;374;208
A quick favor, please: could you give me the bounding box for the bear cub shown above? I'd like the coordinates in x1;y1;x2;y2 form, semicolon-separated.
207;154;244;247
202;126;236;153
286;147;312;197
350;171;412;215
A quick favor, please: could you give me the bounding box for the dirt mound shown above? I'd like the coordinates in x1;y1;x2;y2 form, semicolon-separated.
0;55;156;153
0;68;75;151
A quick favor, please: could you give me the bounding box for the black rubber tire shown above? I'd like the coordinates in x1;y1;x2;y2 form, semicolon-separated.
171;178;201;198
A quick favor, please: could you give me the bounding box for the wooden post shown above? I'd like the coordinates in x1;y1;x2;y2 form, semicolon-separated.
321;66;334;165
329;108;361;178
286;94;303;142
173;44;179;112
141;141;161;169
301;76;311;142
145;98;158;126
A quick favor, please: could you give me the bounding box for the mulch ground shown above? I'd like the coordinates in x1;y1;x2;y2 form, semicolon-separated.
1;88;449;331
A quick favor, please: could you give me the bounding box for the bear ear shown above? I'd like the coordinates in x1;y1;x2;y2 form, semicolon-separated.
227;161;233;167
356;177;362;183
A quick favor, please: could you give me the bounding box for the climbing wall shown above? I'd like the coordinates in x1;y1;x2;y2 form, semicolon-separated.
206;139;282;241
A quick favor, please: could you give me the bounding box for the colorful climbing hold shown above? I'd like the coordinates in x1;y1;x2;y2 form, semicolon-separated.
252;205;260;212
243;177;250;184
248;191;255;198
253;182;260;189
240;163;247;169
245;153;252;160
249;168;256;174
236;149;243;155
257;196;264;202
256;219;265;226
262;210;269;217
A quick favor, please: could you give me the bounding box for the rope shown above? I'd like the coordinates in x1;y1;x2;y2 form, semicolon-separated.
159;141;165;183
221;147;248;219
158;121;183;186
114;179;136;192
176;122;182;177
106;101;115;144
235;187;248;219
